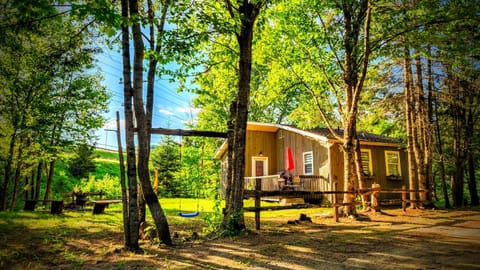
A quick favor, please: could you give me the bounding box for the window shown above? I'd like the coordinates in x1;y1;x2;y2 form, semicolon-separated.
303;151;313;175
385;151;401;176
360;149;372;176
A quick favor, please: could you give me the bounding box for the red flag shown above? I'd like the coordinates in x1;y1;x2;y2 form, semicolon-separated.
285;146;294;171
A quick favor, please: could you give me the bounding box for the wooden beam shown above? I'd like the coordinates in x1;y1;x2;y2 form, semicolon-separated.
137;128;228;138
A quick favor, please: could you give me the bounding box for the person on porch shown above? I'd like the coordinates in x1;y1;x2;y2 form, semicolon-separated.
280;170;293;190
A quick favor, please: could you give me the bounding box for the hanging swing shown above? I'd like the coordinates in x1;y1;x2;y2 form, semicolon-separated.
178;138;201;218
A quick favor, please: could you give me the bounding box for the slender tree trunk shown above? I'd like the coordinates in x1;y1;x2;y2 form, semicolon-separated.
450;72;466;208
403;45;417;208
34;162;42;201
425;51;434;204
413;55;427;205
121;0;140;251
42;160;55;206
1;132;17;210
116;111;130;246
465;78;479;206
434;100;450;208
10;142;24;211
467;150;479;206
130;0;171;245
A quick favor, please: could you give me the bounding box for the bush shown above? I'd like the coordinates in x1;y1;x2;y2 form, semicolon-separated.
80;174;121;199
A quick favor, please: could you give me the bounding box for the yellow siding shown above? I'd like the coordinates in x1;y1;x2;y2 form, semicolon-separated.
245;130;277;176
220;126;410;201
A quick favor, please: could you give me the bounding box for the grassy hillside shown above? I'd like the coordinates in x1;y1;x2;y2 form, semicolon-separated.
50;149;122;199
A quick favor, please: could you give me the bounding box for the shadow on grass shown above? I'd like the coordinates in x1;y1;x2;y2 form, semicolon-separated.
1;206;479;269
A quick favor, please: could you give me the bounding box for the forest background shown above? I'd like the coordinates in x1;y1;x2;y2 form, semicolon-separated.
0;0;478;235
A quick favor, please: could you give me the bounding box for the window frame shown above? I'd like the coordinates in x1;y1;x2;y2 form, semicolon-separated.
360;149;373;176
303;151;314;175
385;150;401;177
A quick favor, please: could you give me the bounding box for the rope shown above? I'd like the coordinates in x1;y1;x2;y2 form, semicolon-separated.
178;137;201;218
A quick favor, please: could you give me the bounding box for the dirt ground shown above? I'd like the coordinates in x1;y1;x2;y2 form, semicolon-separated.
2;207;480;269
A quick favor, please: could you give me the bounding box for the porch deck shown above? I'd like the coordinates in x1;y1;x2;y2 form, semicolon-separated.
244;175;329;204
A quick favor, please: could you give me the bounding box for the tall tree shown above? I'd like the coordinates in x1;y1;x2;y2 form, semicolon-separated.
222;0;266;233
120;0;177;247
256;0;372;213
0;1;108;210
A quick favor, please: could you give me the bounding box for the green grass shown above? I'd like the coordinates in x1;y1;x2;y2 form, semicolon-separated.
93;149;122;161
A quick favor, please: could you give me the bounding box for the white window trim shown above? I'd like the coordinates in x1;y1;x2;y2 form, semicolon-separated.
385;150;401;176
361;149;373;176
303;151;313;175
251;156;268;177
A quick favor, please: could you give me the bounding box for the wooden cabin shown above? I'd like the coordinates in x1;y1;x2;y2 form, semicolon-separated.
215;122;409;203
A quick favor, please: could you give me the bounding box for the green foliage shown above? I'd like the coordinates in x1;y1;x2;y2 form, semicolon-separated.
68;144;96;179
150;136;221;200
150;136;182;197
0;1;109;209
80;174;121;199
202;185;223;234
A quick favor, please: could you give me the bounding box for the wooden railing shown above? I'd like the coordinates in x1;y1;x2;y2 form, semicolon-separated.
242;180;429;230
244;175;328;192
244;175;281;191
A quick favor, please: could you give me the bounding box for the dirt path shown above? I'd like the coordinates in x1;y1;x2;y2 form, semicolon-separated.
2;208;480;269
112;208;480;269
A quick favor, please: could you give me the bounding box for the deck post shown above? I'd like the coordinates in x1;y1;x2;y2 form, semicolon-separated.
402;185;407;211
333;182;339;222
255;177;261;230
371;183;381;212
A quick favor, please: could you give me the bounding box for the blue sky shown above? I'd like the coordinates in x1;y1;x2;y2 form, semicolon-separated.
93;48;197;150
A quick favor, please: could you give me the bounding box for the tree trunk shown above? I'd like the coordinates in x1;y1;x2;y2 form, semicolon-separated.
413;54;427;205
130;0;172;246
425;48;434;204
1;132;17;210
434;100;450;208
340;0;371;216
342;118;358;216
403;45;417;208
42;159;55;206
467;150;479;206
354;139;368;208
465;79;479;206
449;70;466;208
222;1;262;233
116;111;130;246
34;162;42;201
121;0;140;251
10;143;24;211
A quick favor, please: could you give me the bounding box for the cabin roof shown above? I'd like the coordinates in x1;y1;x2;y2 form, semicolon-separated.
306;127;399;145
214;122;401;158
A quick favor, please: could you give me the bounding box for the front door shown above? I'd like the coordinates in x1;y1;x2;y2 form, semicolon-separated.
252;156;268;177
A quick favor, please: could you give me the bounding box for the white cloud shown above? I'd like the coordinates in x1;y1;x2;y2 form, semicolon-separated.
176;106;200;115
159;109;174;116
103;120;118;130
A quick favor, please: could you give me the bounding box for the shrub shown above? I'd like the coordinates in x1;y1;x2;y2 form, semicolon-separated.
80;174;121;199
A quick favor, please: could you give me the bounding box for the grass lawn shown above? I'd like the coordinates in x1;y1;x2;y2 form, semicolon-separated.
1;200;479;270
0;198;331;269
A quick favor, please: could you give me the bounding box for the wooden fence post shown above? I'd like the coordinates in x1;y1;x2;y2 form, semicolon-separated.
333;182;339;222
371;183;381;212
255;177;261;230
402;185;407;211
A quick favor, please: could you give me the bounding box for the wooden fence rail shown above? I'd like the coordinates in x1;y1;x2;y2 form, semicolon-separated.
244;179;429;230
